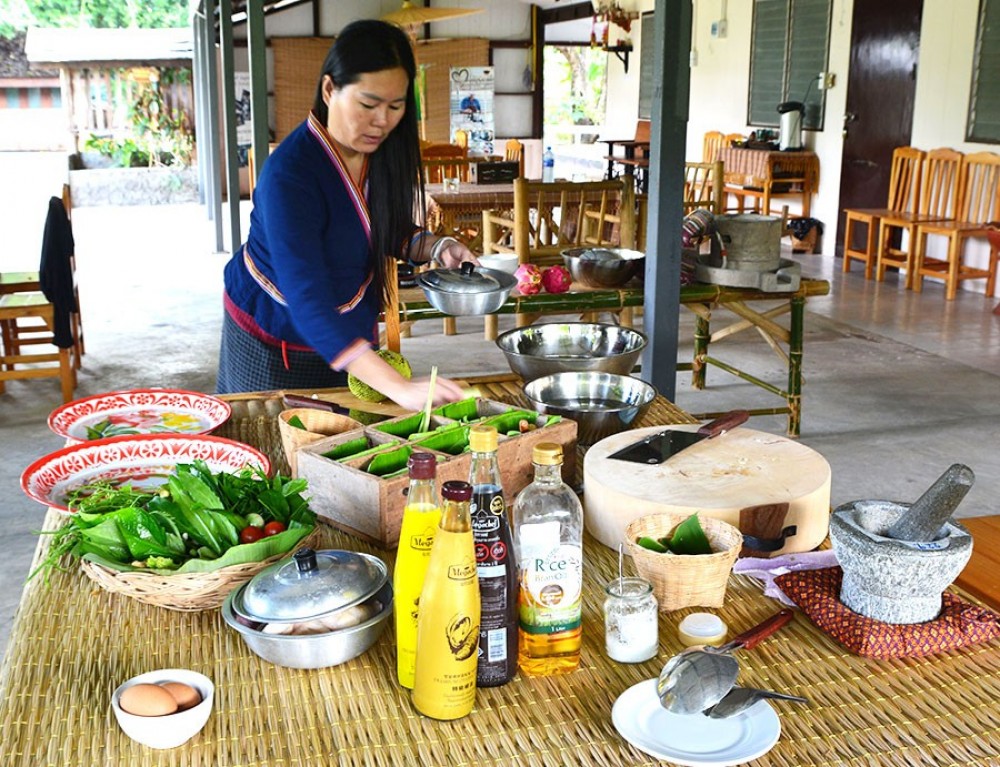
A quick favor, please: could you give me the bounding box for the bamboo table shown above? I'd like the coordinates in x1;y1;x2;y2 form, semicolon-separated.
2;387;998;767
388;279;832;437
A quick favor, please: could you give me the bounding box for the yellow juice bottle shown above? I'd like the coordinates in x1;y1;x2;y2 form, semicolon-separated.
412;481;480;720
394;453;442;689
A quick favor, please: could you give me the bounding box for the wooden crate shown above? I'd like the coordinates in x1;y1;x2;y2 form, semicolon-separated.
296;399;578;548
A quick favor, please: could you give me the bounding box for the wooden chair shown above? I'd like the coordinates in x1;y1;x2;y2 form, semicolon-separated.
504;139;525;177
702;131;725;163
913;151;1000;299
421;142;470;183
876;148;963;289
1;185;84;368
603;120;651;192
0;190;80;403
842;146;926;279
683;160;725;214
482;177;637;333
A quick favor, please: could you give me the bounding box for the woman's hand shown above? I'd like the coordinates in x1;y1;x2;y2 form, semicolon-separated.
432;236;479;269
345;348;467;411
390;375;467;412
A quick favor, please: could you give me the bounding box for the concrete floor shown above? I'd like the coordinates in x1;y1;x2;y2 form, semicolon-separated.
2;157;999;661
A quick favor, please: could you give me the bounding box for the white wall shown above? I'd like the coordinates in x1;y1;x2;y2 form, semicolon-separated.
675;0;998;291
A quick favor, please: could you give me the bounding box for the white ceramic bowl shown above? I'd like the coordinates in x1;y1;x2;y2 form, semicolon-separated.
112;669;214;749
477;253;519;273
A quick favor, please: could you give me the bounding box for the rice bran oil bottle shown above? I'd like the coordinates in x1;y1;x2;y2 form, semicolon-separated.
511;443;583;676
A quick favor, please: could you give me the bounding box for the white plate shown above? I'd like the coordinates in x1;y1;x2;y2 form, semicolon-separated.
611;679;781;767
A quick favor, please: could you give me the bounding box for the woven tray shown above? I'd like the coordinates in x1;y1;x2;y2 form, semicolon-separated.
79;526;323;612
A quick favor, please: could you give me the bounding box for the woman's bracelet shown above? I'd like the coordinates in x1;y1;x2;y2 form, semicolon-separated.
430;236;460;265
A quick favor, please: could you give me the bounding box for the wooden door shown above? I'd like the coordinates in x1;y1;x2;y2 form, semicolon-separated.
835;0;923;258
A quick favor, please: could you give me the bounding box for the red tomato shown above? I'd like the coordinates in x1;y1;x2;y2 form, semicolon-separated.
263;521;286;537
239;526;264;544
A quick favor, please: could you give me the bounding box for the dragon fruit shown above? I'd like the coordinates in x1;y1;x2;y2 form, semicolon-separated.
514;263;542;295
541;265;572;294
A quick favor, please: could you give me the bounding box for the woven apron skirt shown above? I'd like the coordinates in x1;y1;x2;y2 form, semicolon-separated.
217;311;348;394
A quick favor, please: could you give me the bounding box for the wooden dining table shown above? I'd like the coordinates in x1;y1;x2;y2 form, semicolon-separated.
1;381;999;766
718;147;820;217
424;181;516;249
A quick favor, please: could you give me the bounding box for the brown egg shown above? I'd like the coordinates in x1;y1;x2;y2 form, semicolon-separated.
119;683;179;717
160;681;202;711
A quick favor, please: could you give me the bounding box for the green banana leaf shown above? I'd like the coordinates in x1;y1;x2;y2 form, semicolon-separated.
374;413;425;438
412;424;471;455
432;398;480;421
366;445;414;477
80;524;314;574
667;514;713;555
321;437;387;461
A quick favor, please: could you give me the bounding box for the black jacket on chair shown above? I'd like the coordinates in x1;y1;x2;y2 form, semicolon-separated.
38;196;77;349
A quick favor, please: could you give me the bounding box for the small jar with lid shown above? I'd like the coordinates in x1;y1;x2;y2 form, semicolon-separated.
603;576;659;663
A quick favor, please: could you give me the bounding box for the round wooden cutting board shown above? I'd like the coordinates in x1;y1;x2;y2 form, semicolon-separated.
583;425;831;556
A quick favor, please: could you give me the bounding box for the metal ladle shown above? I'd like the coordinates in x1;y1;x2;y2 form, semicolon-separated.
656;609;794;714
703;685;809;719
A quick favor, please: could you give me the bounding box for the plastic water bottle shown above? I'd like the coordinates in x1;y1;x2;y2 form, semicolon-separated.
542;147;555;182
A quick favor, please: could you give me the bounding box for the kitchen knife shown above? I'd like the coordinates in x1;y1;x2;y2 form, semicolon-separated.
282;394;392;424
607;410;750;465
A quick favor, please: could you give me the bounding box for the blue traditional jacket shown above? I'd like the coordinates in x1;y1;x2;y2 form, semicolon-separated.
223;113;377;369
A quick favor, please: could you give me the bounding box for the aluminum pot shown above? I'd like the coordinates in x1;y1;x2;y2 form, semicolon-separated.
221;548;393;669
496;322;647;382
523;371;657;446
417;262;517;316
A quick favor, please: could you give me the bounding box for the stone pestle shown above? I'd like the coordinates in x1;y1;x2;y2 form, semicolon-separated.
886;464;975;542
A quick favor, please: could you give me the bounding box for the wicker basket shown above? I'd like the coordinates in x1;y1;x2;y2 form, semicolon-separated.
625;513;743;612
277;408;361;476
79;526;323;612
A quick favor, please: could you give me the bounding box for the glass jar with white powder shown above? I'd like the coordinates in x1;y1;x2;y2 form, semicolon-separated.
603;577;658;663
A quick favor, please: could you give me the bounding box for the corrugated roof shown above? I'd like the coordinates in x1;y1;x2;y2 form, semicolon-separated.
25;27;193;67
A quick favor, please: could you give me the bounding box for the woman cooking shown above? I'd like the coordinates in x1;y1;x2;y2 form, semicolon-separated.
218;19;474;409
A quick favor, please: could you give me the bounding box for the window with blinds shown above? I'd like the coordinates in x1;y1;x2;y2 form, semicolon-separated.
748;0;831;130
968;0;1000;143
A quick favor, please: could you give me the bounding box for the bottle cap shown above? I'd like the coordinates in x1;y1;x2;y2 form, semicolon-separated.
677;612;728;647
407;452;436;480
441;480;472;502
469;424;498;452
532;443;563;466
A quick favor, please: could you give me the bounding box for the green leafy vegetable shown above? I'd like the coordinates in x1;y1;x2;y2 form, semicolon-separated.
30;461;317;582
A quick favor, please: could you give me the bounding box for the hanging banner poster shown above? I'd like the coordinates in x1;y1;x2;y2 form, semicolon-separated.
449;67;495;156
234;71;252;167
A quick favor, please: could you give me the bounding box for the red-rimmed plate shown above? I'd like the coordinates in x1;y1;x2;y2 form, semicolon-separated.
21;434;270;512
48;388;232;441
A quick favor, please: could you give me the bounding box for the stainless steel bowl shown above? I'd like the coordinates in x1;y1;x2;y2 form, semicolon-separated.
416;263;517;316
562;247;645;288
523;371;657;446
221;580;393;669
496;322;647;382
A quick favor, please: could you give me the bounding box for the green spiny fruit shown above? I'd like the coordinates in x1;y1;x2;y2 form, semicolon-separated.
347;349;413;403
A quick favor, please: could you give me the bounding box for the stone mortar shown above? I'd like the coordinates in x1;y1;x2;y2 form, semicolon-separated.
829;500;973;624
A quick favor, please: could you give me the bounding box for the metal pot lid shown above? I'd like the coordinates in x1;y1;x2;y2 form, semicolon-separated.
420;261;501;294
233;548;388;623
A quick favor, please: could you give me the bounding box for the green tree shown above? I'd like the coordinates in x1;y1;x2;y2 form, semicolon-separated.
0;0;189;36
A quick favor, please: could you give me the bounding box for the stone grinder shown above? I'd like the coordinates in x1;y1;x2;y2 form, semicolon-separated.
829;464;975;624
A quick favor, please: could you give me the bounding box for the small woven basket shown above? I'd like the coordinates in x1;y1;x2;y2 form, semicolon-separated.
79;526;322;612
625;513;743;612
277;408;361;475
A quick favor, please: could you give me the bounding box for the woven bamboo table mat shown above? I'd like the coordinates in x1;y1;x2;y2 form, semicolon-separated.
3;390;999;766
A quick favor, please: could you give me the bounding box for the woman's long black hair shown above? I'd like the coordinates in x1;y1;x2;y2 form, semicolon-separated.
313;20;424;308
